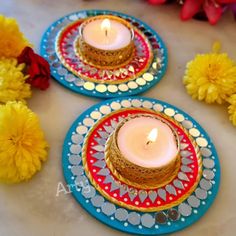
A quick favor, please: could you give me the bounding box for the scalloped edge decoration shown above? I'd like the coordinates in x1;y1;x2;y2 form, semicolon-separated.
62;96;220;235
40;10;168;98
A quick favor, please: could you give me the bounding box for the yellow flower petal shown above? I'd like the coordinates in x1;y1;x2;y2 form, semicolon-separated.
0;58;31;103
0;15;31;58
212;41;221;54
228;94;236;127
0;102;49;183
183;50;236;104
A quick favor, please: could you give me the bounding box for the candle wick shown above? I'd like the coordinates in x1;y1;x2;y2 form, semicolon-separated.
144;140;152;150
105;29;108;37
146;140;152;146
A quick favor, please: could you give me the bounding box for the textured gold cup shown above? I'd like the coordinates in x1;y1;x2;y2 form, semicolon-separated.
77;15;135;69
105;114;181;187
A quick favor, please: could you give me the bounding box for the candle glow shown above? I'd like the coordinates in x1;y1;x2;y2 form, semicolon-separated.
82;16;133;50
101;18;111;37
147;128;158;144
117;116;178;168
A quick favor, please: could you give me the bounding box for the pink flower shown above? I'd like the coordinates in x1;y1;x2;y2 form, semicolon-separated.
147;0;236;25
181;0;224;25
148;0;166;4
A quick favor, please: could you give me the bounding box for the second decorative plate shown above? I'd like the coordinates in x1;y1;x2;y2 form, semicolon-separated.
62;96;220;235
41;10;168;98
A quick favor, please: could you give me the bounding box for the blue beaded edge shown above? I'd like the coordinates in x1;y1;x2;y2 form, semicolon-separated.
62;96;220;235
40;10;168;98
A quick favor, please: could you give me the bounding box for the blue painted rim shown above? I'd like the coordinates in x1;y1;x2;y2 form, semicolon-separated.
62;96;220;235
40;10;168;98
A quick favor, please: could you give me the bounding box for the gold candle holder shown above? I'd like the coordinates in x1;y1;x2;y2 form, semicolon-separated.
105;114;181;188
76;15;135;69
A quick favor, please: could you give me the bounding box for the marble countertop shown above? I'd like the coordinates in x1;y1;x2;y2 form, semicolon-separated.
0;0;235;235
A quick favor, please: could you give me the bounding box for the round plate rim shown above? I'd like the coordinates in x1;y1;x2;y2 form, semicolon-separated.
40;10;168;98
62;96;220;235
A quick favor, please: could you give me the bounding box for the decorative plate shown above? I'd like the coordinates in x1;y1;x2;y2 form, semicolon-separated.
41;10;168;98
62;97;220;235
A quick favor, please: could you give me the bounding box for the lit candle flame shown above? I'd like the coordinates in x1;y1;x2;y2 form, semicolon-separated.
101;18;111;37
146;128;158;146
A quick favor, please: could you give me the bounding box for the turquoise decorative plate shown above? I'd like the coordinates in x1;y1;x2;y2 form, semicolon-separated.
62;96;220;235
40;10;168;98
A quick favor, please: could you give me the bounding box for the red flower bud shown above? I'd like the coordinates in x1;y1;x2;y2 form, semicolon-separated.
18;47;50;90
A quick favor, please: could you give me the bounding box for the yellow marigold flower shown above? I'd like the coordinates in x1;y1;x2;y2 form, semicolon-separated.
183;43;236;104
0;102;49;183
0;58;31;103
228;94;236;127
0;15;30;58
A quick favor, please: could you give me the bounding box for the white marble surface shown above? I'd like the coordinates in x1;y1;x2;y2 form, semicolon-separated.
0;0;236;235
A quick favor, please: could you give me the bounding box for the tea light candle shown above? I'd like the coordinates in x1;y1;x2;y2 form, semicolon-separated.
82;17;133;50
117;116;178;168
